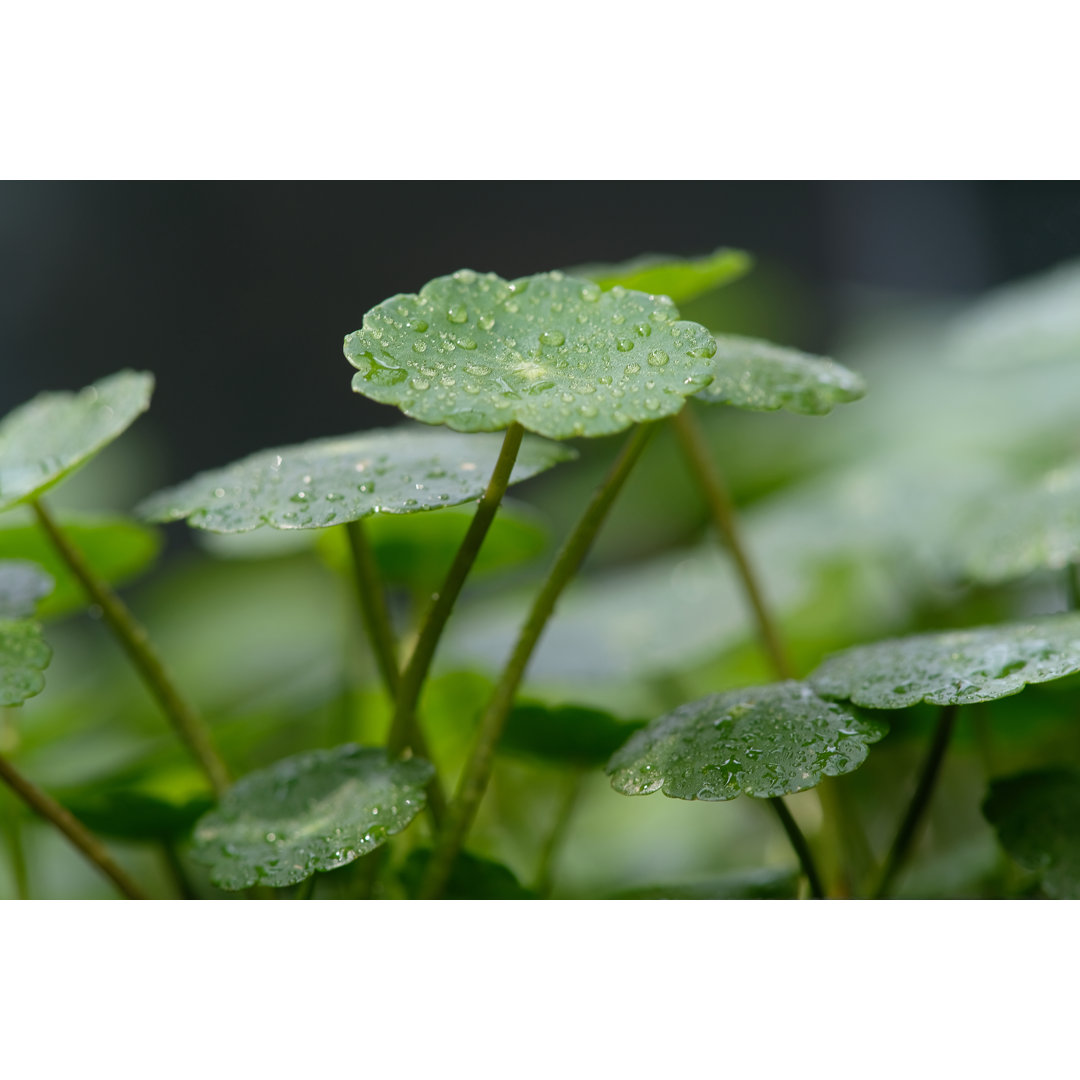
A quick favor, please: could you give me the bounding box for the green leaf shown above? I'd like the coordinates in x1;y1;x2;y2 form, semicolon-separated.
614;866;800;899
344;270;718;438
0;618;51;705
0;512;162;617
607;681;885;801
567;248;753;306
191;745;433;890
950;259;1080;370
0;370;154;512
0;559;53;618
500;701;646;768
137;426;575;532
693;334;866;415
399;849;535;899
959;458;1080;584
56;788;214;841
811;612;1080;709
983;769;1080;898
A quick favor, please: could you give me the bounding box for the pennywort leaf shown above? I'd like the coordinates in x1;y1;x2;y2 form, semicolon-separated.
191;745;433;889
137;426;575;532
0;617;51;705
344;270;718;438
607;681;885;801
568;248;753;306
400;849;535;899
811;612;1080;709
0;370;153;512
501;700;646;769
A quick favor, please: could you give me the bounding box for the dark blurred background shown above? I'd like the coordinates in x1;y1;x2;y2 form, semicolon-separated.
4;181;1080;485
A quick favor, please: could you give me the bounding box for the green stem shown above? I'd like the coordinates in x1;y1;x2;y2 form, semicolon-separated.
31;499;230;799
0;755;147;900
420;423;656;900
768;797;825;899
874;704;959;899
344;518;401;700
386;422;525;758
160;839;197;900
294;874;316;900
1066;561;1080;612
534;769;584;898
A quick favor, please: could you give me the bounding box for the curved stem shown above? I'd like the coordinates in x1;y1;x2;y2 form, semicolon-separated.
160;839;197;900
874;703;959;899
534;769;584;898
31;499;229;798
421;423;656;899
768;797;825;899
344;518;401;700
386;423;525;758
0;755;147;900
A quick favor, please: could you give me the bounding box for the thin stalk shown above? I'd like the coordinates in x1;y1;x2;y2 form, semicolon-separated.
31;499;229;798
344;518;401;700
0;755;147;900
160;839;197;900
386;422;525;758
3;791;30;899
534;769;584;898
874;703;959;899
768;797;825;899
1066;561;1080;612
421;423;656;899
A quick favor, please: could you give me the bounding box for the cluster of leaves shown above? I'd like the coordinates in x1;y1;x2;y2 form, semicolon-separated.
3;249;1080;900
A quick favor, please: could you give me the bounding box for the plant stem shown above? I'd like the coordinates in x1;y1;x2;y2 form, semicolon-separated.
0;755;147;900
534;769;584;898
420;423;656;900
160;839;197;900
344;518;401;700
873;703;959;899
1066;561;1080;612
386;422;525;758
768;797;825;899
31;499;230;798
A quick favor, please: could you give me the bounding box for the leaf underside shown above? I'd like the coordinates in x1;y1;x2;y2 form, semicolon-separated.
693;334;866;415
607;681;886;801
810;612;1080;708
0;559;54;619
0;370;154;512
191;745;433;890
344;270;718;439
137;426;575;532
0;618;52;705
983;769;1080;899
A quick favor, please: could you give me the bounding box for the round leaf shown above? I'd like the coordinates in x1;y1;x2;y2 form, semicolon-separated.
501;701;646;768
191;745;434;890
983;769;1080;899
0;370;154;512
607;681;886;801
0;559;53;619
399;849;535;900
0;618;51;705
568;248;753;306
694;334;866;415
57;789;214;841
137;426;575;532
344;270;719;438
810;612;1080;709
0;512;162;618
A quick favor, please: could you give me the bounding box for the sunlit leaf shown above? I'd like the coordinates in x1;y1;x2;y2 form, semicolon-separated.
191;745;433;889
0;559;53;619
0;370;154;512
614;865;799;899
0;618;51;705
608;681;885;801
949;259;1080;370
399;849;535;899
568;248;752;306
344;270;718;438
137;426;575;532
811;612;1080;708
694;335;866;415
983;769;1080;898
501;701;646;768
0;512;162;617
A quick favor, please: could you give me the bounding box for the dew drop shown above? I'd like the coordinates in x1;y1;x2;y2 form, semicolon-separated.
644;398;661;411
648;349;670;368
447;303;468;324
413;320;428;332
412;341;427;353
616;339;634;352
634;323;652;337
624;362;641;375
411;377;430;390
580;283;601;302
478;314;495;331
539;329;565;347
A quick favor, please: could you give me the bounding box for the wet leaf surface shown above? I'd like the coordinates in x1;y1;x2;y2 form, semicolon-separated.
344;270;718;438
694;334;866;415
607;681;885;801
983;769;1080;898
0;370;153;512
568;248;752;306
191;745;433;889
0;559;53;619
137;426;575;531
811;612;1080;708
0;618;51;705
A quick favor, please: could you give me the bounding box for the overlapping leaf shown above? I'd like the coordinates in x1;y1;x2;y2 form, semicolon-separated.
191;745;433;889
983;769;1080;898
137;426;575;532
811;612;1080;708
694;334;866;415
0;370;154;512
501;701;646;768
607;681;886;801
568;248;752;306
400;849;535;900
344;270;718;438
